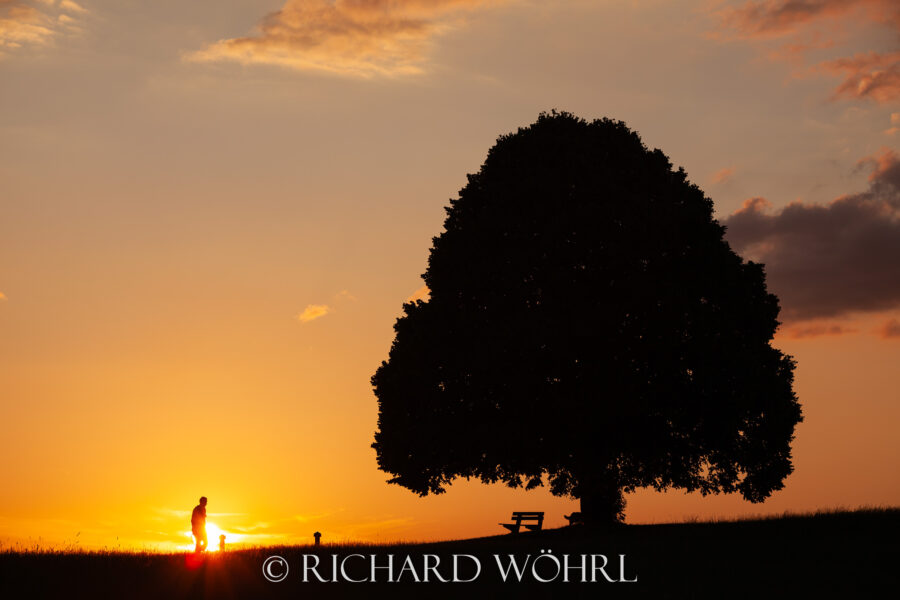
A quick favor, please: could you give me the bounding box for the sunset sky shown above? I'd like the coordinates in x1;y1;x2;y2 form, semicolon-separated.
1;0;898;551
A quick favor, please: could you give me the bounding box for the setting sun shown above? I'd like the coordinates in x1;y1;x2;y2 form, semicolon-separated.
186;522;240;553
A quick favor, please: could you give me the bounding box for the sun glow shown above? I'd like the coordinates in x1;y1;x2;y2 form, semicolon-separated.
186;522;240;552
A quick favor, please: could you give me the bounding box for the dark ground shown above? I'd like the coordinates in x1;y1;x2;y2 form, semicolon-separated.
2;508;897;599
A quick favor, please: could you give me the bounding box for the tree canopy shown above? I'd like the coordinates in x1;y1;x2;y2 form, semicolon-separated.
372;111;802;524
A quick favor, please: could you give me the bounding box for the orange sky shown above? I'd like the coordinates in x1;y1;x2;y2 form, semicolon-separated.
1;0;899;551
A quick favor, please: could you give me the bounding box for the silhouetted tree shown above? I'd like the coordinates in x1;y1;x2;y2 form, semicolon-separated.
372;112;802;525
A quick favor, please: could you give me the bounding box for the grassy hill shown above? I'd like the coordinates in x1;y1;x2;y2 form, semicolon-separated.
2;508;897;599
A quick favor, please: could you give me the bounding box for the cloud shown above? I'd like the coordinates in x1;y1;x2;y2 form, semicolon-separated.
293;510;337;523
712;166;736;184
820;51;900;103
0;2;54;52
189;0;504;77
712;0;900;103
723;148;900;323
885;112;900;135
715;0;897;39
334;289;357;302
229;521;271;533
297;303;331;323
0;291;6;301
154;508;189;518
0;0;86;57
856;147;900;185
340;516;414;536
58;0;86;14
781;322;857;339
877;317;900;338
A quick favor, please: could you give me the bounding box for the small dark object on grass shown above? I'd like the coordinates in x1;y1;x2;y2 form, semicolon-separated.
565;512;584;526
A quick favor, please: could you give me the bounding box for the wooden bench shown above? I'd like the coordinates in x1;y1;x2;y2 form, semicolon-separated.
499;511;544;533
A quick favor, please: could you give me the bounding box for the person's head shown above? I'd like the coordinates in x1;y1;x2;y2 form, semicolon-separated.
199;496;207;506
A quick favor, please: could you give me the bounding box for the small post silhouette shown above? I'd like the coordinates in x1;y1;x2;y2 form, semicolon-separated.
218;534;226;552
313;531;321;546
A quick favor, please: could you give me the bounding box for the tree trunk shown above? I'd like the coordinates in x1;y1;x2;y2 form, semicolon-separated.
579;472;625;526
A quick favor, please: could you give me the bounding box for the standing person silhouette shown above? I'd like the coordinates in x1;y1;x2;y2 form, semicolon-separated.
191;496;208;552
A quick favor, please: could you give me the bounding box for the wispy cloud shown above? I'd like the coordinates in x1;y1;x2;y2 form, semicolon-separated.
153;507;189;519
782;322;857;339
885;112;900;135
339;516;414;537
711;0;900;103
714;0;897;39
294;510;338;523
820;50;900;103
0;0;88;58
189;0;508;77
334;289;357;302
58;0;85;14
877;317;900;338
229;521;271;533
711;166;736;184
723;148;900;325
1;2;55;53
297;303;331;323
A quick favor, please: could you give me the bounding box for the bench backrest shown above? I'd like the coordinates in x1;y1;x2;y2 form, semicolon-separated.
510;512;544;519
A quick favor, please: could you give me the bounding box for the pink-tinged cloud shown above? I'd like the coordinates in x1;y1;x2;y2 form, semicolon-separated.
781;322;857;339
877;317;900;338
712;1;900;103
764;32;835;65
857;147;900;182
712;166;736;184
723;149;900;323
716;0;898;39
297;304;331;323
821;51;900;103
190;0;506;77
885;112;900;136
